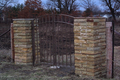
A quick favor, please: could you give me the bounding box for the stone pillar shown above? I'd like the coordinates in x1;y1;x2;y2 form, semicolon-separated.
74;17;106;78
13;19;34;65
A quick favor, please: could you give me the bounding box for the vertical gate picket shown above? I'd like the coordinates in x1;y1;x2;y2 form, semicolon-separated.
61;15;64;65
69;17;71;66
36;19;39;63
57;15;60;65
52;14;56;65
38;18;41;63
32;20;35;66
49;15;51;63
65;16;67;66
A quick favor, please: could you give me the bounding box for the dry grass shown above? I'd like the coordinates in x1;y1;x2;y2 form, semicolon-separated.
0;49;11;58
0;49;11;62
0;48;119;80
0;62;114;80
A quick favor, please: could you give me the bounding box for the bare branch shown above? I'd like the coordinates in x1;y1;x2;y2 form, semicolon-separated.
0;0;16;10
79;0;101;14
101;0;120;21
48;0;78;14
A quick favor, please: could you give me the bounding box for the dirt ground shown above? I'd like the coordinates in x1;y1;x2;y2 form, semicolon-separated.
0;48;119;80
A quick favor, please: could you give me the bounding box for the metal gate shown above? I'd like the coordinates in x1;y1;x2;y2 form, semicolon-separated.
32;14;74;67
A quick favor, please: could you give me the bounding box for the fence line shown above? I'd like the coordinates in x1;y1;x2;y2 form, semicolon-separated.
0;29;10;37
114;30;120;36
0;22;11;50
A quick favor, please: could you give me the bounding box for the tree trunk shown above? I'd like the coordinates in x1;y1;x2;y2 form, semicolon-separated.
110;8;116;21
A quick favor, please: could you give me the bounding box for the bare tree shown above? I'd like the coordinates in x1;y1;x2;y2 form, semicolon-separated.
0;0;16;10
45;0;55;12
79;0;94;9
79;0;101;14
116;0;120;3
101;0;120;21
47;0;78;14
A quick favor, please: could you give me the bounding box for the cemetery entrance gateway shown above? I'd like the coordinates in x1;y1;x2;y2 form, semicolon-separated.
32;14;75;66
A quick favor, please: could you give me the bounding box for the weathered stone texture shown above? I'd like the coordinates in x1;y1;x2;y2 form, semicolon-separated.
13;19;40;65
13;19;34;65
74;18;106;78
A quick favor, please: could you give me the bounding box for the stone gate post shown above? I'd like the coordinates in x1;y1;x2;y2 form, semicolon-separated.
74;17;106;78
13;19;34;65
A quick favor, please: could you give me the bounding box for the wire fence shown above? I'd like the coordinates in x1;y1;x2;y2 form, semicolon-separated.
114;46;120;80
0;22;12;60
114;22;120;80
0;29;11;49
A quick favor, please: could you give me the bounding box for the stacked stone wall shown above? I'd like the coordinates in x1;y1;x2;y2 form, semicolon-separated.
74;18;106;78
13;19;33;65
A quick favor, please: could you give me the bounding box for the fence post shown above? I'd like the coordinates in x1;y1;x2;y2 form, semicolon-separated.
106;22;113;78
11;23;14;62
31;20;35;66
112;21;114;78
